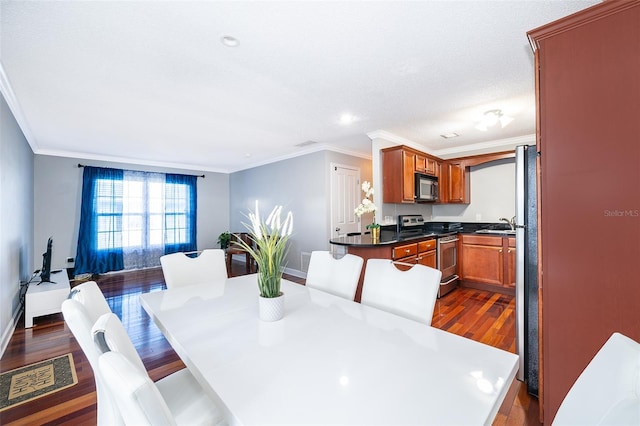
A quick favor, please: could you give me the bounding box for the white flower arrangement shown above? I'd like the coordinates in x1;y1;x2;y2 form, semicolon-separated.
234;201;294;298
354;181;379;229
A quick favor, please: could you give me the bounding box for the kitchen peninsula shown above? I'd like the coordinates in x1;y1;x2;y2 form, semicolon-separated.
330;216;465;301
331;232;438;302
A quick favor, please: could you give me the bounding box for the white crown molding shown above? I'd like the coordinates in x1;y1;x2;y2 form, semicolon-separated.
226;143;372;173
367;129;536;159
37;142;372;175
36;148;231;174
0;61;38;151
366;130;432;154
432;134;536;158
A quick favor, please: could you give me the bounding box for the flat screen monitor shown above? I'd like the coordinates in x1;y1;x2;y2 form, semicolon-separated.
40;237;53;283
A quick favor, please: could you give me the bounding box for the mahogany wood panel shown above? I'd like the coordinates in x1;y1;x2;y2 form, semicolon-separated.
529;1;640;423
0;262;539;425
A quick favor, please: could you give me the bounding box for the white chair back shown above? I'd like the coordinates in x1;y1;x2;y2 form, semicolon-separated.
92;312;147;372
160;249;227;289
553;332;640;425
306;251;364;300
92;312;225;425
61;283;123;426
361;259;441;325
99;351;176;426
68;280;112;324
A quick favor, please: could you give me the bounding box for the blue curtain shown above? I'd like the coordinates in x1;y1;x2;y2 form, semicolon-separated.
75;166;125;274
164;173;197;254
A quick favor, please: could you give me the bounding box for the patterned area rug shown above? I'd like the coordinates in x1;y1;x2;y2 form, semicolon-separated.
0;353;77;412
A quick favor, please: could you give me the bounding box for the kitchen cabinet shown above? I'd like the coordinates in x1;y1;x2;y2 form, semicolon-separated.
459;234;515;293
441;161;469;204
528;2;640;422
392;239;437;270
382;147;415;203
382;145;440;203
417;239;437;269
337;235;438;302
415;153;439;176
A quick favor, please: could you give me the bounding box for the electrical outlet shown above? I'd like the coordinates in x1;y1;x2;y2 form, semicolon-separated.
66;257;74;263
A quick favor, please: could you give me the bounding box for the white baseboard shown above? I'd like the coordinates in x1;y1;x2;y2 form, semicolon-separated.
0;305;22;360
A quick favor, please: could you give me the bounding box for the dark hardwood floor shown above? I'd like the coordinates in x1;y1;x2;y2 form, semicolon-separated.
0;261;540;425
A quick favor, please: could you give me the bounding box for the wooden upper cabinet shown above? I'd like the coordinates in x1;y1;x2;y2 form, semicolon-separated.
442;161;470;204
382;146;414;203
415;153;439;176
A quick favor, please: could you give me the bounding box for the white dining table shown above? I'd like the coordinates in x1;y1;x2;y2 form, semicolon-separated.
139;274;519;425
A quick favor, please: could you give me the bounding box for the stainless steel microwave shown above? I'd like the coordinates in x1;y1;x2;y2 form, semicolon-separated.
415;173;439;202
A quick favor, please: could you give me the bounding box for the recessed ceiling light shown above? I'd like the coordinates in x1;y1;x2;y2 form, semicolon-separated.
440;133;459;139
339;113;356;125
221;35;239;47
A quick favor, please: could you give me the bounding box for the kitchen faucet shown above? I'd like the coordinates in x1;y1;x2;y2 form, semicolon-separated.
499;216;516;230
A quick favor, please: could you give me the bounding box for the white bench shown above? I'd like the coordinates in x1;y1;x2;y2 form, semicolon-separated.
25;270;70;327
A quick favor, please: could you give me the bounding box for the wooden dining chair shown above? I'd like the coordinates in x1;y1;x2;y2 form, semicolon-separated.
361;259;442;325
160;249;227;289
93;312;226;425
306;251;364;301
226;232;255;274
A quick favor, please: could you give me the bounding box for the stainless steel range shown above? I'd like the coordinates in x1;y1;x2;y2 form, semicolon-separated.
397;219;460;297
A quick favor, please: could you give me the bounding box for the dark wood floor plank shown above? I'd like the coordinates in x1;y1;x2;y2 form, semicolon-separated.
0;262;538;425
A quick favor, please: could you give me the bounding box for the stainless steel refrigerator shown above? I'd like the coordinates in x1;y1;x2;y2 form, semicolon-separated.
515;144;538;396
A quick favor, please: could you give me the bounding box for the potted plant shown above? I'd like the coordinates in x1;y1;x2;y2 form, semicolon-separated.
217;231;231;249
233;201;294;321
354;181;380;240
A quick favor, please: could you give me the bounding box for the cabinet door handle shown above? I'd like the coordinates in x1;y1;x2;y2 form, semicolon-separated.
507;249;512;254
405;249;410;254
499;249;503;253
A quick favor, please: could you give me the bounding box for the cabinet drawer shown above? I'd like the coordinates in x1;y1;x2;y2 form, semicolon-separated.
461;234;503;246
393;243;418;260
418;239;436;252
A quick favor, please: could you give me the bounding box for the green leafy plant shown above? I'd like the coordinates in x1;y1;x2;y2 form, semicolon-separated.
217;231;231;249
233;202;294;298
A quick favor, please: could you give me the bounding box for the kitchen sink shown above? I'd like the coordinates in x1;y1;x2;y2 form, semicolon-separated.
475;229;516;235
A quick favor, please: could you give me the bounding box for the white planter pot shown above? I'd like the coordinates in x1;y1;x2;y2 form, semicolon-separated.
258;293;285;322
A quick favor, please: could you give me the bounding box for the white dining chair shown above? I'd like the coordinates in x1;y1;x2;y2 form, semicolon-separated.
160;249;227;289
92;312;225;425
553;332;640;425
305;251;364;301
360;259;442;325
61;281;121;426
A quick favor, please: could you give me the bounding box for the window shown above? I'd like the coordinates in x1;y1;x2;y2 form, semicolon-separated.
75;167;197;275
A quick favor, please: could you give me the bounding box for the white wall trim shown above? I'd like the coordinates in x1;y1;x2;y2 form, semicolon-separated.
0;306;21;360
433;134;536;158
367;129;536;159
34;143;372;175
0;60;38;152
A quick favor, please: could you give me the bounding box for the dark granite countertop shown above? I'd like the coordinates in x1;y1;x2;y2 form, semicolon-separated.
330;221;516;247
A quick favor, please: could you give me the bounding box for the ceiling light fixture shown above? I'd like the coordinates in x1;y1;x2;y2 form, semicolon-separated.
475;109;513;131
440;132;459;139
221;35;239;47
339;113;357;125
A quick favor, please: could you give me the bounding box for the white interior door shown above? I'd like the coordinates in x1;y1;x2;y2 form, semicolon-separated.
330;164;361;247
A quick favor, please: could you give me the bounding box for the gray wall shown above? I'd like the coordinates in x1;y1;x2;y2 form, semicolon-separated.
229;150;371;276
432;158;515;222
1;94;34;354
33;155;230;272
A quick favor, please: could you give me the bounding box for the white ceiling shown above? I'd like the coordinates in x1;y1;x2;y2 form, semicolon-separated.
0;1;599;173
